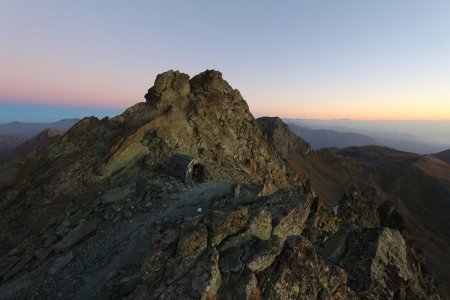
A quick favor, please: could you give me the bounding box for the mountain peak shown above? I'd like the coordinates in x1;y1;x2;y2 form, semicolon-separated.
190;69;232;95
3;70;289;197
144;70;190;106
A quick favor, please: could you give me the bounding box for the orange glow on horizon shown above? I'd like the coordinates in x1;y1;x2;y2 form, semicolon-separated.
246;91;450;121
2;64;449;121
2;93;449;121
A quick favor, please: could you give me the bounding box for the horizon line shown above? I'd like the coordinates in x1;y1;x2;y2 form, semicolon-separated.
2;100;450;122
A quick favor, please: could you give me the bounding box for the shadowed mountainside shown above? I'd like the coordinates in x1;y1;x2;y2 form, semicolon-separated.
0;135;28;154
258;117;450;296
0;119;79;138
0;129;64;165
434;149;450;163
0;119;79;159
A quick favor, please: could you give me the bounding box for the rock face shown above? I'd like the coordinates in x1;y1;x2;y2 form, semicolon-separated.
0;70;445;299
0;69;289;260
139;188;317;299
140;69;288;193
257;116;312;159
340;227;436;299
132;184;440;299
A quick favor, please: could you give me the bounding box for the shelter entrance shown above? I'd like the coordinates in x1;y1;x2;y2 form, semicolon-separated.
164;154;206;183
192;163;205;183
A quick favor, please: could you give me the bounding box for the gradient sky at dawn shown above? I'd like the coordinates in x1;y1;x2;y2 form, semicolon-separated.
1;1;450;121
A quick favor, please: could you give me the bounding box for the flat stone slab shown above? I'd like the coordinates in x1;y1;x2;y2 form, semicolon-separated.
53;220;98;254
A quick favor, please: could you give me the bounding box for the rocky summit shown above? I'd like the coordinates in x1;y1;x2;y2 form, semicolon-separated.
0;70;445;299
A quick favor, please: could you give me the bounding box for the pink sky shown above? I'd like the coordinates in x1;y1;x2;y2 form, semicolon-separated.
1;1;450;121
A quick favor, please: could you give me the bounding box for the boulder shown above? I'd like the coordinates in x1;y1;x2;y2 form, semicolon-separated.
341;228;413;298
246;236;284;272
208;207;248;246
338;189;380;228
219;268;260;300
248;208;272;240
272;196;312;239
153;249;222;300
259;236;355;299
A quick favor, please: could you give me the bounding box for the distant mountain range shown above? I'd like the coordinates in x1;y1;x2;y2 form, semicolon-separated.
0;119;80;163
0;119;80;153
286;122;449;154
0;119;80;138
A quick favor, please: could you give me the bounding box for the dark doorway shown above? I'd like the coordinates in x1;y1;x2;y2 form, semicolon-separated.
192;164;205;183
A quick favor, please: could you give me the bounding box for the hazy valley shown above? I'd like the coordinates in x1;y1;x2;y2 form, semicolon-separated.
285;119;450;154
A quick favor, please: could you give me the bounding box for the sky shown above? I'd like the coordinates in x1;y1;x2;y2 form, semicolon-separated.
1;0;450;122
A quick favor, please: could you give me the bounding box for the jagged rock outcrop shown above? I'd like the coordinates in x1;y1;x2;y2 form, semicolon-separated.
0;70;445;299
257;116;312;159
120;184;440;299
341;227;442;299
0;70;289;260
142;70;289;193
137;187;322;299
260;117;450;296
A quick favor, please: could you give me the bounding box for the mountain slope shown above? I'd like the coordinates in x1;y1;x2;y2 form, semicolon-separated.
258;117;449;296
259;118;365;205
0;119;79;159
337;145;450;294
0;71;444;299
0;70;289;259
434;149;450;163
0;119;79;138
0;129;64;165
0;135;28;153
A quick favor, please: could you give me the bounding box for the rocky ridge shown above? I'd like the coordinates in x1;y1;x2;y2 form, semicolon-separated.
0;70;289;256
0;128;63;165
0;71;445;299
257;116;312;159
258;116;446;298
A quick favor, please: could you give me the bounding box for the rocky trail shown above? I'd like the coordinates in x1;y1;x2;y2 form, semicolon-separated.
0;178;236;299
